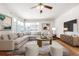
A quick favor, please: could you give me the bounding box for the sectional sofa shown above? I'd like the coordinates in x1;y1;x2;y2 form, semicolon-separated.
0;31;54;56
0;32;41;56
0;32;31;50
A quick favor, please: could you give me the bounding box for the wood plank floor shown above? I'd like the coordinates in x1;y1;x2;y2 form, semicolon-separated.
56;39;79;56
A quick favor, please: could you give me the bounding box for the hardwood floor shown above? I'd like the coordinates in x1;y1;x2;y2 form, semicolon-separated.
56;39;79;56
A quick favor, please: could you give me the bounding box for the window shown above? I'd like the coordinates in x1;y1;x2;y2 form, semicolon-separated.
12;18;17;32
12;18;40;32
25;22;40;32
17;21;24;32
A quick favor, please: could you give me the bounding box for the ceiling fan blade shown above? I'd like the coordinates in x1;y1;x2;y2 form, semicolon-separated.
44;5;53;9
31;5;38;9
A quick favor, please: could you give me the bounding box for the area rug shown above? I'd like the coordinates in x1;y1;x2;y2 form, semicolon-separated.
16;41;70;56
39;41;70;56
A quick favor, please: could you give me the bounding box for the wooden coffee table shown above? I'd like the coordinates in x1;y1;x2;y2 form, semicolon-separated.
37;38;52;47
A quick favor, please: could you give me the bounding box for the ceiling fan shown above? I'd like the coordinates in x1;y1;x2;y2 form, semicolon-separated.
31;3;53;13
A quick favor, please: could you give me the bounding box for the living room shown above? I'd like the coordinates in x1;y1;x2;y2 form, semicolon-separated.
0;3;79;56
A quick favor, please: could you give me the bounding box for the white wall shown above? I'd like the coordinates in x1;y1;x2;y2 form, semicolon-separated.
0;4;12;17
55;5;79;37
0;4;13;34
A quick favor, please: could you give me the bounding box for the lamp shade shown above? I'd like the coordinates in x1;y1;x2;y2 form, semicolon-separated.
64;28;68;31
52;28;56;31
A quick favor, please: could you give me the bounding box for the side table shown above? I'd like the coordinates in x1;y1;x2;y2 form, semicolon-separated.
53;35;57;40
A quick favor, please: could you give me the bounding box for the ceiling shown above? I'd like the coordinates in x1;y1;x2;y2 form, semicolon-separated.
4;3;79;20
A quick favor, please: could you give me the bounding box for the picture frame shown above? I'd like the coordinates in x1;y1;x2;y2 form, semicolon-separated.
0;14;12;31
42;23;50;30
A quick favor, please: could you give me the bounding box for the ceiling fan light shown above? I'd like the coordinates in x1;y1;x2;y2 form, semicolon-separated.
36;5;44;10
36;6;40;9
40;5;44;10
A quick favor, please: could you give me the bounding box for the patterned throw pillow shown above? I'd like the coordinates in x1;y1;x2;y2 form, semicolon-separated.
8;33;18;40
18;33;24;37
0;35;4;40
1;34;9;40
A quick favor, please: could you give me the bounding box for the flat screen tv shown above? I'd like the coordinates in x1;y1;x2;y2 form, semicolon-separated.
64;19;77;31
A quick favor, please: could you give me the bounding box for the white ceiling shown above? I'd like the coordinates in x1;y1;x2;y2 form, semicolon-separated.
4;3;79;20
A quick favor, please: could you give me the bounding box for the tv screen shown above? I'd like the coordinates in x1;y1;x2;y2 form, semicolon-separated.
64;19;77;31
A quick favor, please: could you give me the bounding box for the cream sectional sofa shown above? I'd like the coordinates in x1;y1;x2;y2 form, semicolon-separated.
0;32;30;50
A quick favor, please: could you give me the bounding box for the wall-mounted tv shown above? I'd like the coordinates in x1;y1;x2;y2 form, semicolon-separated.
64;19;77;31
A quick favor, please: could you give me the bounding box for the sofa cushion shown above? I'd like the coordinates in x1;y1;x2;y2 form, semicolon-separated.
14;36;29;49
17;33;20;37
0;35;4;40
15;36;29;44
23;32;31;35
20;33;24;37
8;33;18;40
1;34;9;40
17;33;24;37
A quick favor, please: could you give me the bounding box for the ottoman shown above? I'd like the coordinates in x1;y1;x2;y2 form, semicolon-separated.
50;41;63;56
25;41;39;56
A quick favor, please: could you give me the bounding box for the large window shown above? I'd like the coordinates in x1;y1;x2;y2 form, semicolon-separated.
12;18;25;32
17;21;24;32
25;22;40;32
12;18;40;32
